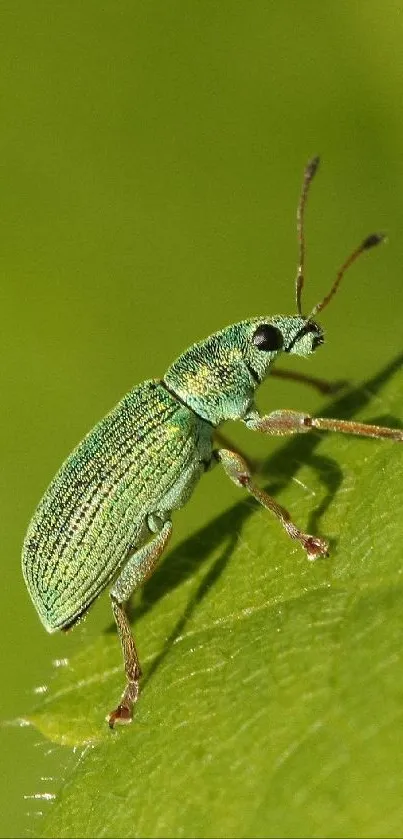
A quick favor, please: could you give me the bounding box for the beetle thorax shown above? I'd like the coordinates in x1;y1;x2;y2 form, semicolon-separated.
163;316;324;426
163;324;258;425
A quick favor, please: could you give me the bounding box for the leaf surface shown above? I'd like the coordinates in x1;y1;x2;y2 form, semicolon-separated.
29;356;403;838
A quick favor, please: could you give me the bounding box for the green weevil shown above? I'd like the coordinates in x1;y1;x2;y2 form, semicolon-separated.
22;158;403;727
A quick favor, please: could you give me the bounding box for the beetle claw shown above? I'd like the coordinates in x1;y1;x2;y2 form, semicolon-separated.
303;535;329;561
107;702;133;728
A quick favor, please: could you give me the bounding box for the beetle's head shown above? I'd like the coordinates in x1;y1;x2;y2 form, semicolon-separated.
245;315;324;371
222;313;325;405
241;157;384;399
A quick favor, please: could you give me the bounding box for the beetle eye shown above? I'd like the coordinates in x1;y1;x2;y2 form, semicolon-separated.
252;324;283;351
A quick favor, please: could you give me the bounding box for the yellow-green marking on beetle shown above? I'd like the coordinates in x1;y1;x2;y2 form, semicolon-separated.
22;158;403;727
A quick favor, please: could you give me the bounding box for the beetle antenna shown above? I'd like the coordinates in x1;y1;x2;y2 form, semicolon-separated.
308;232;386;320
296;156;320;317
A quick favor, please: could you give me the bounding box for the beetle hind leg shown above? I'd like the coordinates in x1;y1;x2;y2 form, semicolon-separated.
107;518;172;728
108;597;142;727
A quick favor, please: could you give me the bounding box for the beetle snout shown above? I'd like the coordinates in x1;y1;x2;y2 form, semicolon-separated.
286;319;324;357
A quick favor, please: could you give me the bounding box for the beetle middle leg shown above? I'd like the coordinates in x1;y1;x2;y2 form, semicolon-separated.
108;517;172;728
217;448;328;560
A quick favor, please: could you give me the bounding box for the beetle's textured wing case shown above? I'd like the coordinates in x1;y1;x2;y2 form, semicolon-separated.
22;380;206;632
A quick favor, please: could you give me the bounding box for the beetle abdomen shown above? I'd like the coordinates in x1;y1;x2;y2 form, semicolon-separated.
22;380;202;631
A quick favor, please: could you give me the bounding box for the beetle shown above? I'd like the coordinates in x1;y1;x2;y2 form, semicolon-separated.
22;158;403;727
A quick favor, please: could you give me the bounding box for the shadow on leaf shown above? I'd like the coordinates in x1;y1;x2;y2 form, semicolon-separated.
111;351;403;687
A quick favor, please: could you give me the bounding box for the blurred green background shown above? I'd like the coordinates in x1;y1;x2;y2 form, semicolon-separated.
2;1;403;836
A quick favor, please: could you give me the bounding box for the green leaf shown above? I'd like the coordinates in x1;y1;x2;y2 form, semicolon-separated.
29;354;403;838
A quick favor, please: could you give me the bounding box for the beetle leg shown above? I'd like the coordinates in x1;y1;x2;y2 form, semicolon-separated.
218;447;328;561
108;518;172;728
270;368;347;395
245;408;403;442
213;430;257;473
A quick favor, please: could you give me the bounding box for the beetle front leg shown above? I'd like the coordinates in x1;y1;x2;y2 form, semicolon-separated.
245;408;403;442
108;518;172;728
217;448;328;560
270;368;347;396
